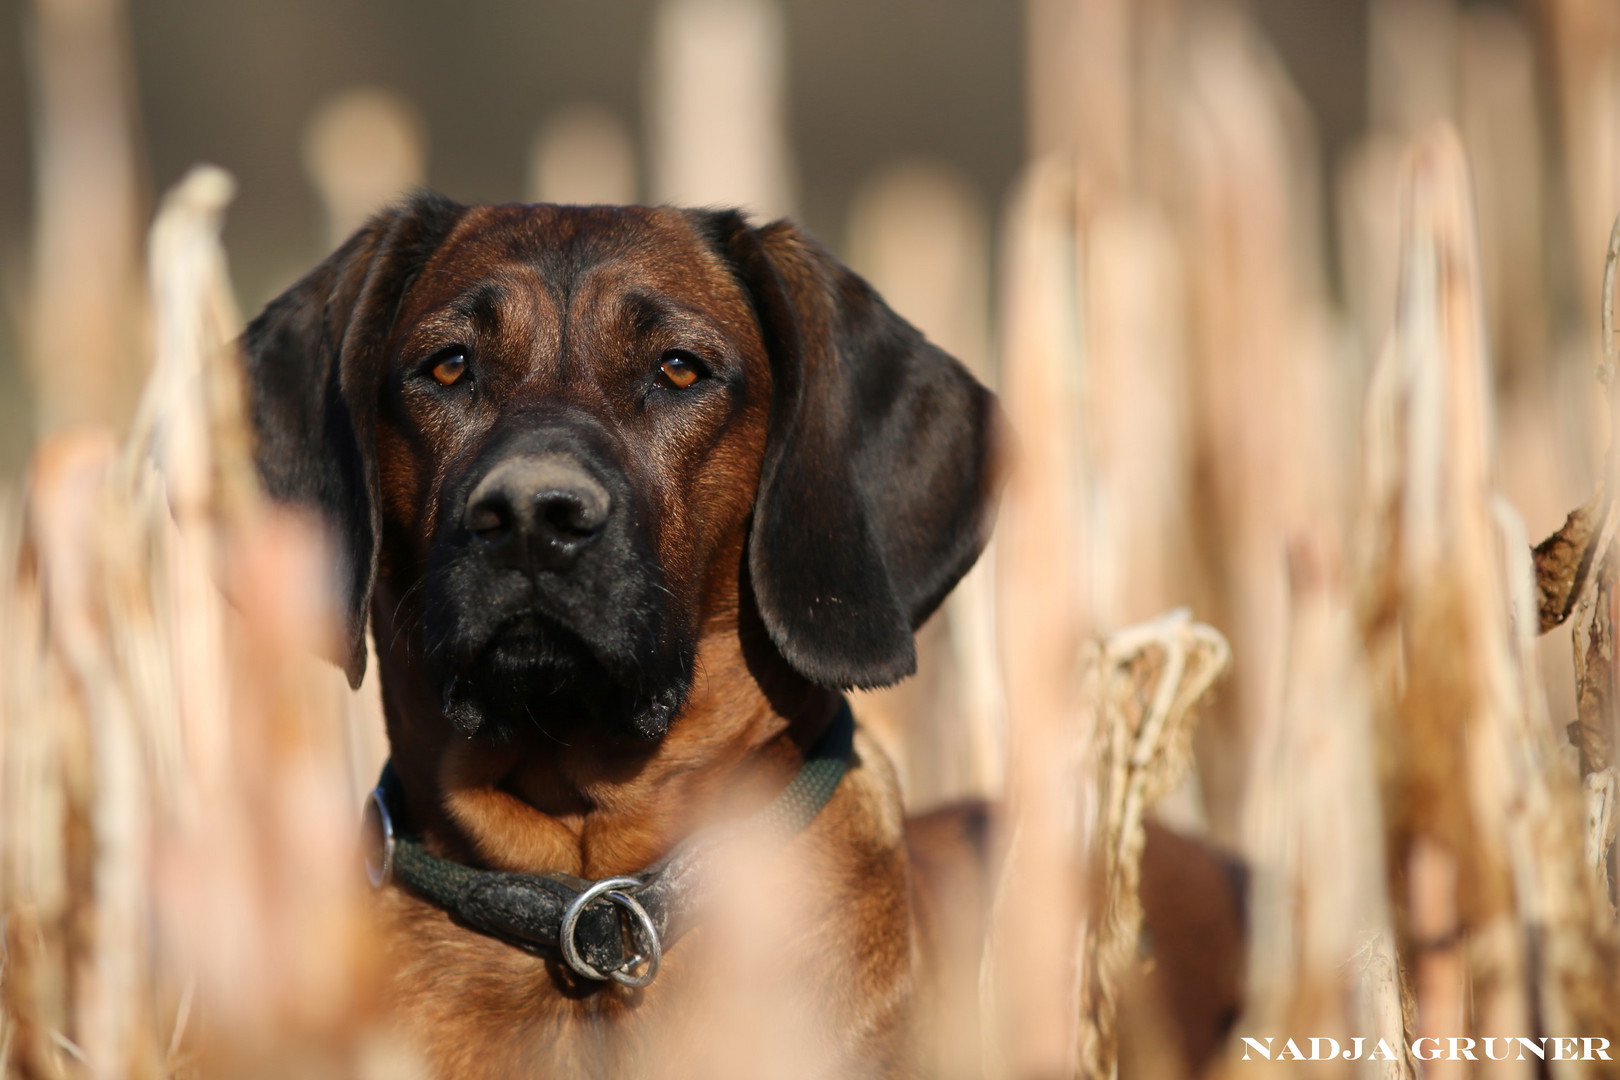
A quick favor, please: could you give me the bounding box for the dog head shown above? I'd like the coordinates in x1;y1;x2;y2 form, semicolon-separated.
243;194;998;743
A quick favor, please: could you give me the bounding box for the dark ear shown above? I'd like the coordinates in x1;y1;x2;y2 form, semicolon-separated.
709;214;1001;689
241;191;465;687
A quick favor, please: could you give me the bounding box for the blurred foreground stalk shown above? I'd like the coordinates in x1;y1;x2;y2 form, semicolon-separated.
1356;127;1619;1077
989;145;1232;1080
1;168;407;1079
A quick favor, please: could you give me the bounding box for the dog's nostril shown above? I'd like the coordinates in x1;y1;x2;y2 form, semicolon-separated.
467;499;512;539
536;491;603;540
466;494;518;543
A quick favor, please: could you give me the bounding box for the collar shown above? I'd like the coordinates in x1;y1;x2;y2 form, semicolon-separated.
361;699;856;988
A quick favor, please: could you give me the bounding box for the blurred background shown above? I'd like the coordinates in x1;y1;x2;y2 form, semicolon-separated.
1;0;1372;478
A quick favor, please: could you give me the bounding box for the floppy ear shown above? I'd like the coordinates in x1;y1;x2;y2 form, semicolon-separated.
713;215;1001;689
241;191;465;687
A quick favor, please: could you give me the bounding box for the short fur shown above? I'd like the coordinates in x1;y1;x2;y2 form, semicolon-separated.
242;195;1240;1079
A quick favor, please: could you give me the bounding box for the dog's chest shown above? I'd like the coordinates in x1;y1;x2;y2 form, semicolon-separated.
376;773;919;1079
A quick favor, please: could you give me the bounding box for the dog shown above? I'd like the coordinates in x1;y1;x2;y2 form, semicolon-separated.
242;194;1242;1078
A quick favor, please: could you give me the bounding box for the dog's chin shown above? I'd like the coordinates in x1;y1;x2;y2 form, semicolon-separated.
437;613;686;744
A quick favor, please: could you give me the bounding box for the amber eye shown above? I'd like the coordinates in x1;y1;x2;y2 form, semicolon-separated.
658;352;701;389
431;353;468;386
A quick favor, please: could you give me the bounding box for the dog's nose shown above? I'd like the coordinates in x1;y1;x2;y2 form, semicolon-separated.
464;455;611;570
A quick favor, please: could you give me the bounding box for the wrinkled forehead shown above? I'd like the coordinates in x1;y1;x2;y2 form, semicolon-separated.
395;203;760;344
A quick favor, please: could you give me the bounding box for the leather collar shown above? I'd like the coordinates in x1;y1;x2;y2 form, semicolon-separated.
362;700;856;987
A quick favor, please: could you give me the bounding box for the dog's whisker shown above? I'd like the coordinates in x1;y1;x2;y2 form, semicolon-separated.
523;703;573;748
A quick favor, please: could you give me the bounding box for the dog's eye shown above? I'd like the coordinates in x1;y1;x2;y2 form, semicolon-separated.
431;353;468;387
657;352;703;390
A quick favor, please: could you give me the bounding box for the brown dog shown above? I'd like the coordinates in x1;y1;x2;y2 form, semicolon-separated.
242;195;1241;1078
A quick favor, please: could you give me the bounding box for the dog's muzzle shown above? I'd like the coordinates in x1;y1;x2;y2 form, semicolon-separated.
425;428;691;739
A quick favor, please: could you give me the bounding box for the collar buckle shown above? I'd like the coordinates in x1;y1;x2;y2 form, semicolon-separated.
559;876;663;988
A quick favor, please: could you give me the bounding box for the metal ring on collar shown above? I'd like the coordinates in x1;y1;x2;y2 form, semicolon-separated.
362;786;396;888
603;889;662;988
559;876;662;988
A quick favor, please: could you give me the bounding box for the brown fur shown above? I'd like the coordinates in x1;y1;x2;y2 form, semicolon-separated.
351;206;917;1076
244;200;1244;1078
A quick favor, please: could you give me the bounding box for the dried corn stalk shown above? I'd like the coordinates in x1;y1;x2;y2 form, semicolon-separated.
1232;542;1413;1080
1529;211;1620;912
1537;0;1620;345
1359;126;1619;1076
1;167;406;1079
27;0;144;433
1075;609;1229;1080
1566;218;1620;912
985;152;1092;1080
1172;8;1345;841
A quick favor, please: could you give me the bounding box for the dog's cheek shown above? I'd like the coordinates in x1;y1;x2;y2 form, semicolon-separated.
375;418;436;531
680;403;771;616
640;467;723;625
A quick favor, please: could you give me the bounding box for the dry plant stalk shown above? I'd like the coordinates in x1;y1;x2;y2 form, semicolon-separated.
986;152;1092;1080
1171;8;1344;842
1;167;403;1079
27;0;144;434
1563;217;1620;907
1075;609;1229;1080
1226;539;1413;1080
1025;0;1131;182
1079;201;1196;637
1359;126;1620;1076
990;115;1229;1080
1002;12;1321;1076
1528;210;1620;908
1536;0;1620;345
1533;218;1620;632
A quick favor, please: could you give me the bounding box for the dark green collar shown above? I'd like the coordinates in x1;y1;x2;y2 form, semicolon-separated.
362;699;856;988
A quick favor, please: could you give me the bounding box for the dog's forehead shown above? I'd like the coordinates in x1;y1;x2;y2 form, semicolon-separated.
405;203;751;325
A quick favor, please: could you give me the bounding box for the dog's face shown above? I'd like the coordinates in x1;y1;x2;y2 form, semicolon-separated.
243;194;998;744
375;205;775;738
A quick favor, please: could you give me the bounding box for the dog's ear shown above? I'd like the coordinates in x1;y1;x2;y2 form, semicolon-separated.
707;213;1001;690
241;191;465;687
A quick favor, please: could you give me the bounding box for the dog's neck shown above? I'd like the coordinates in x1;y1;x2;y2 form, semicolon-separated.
369;586;838;882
